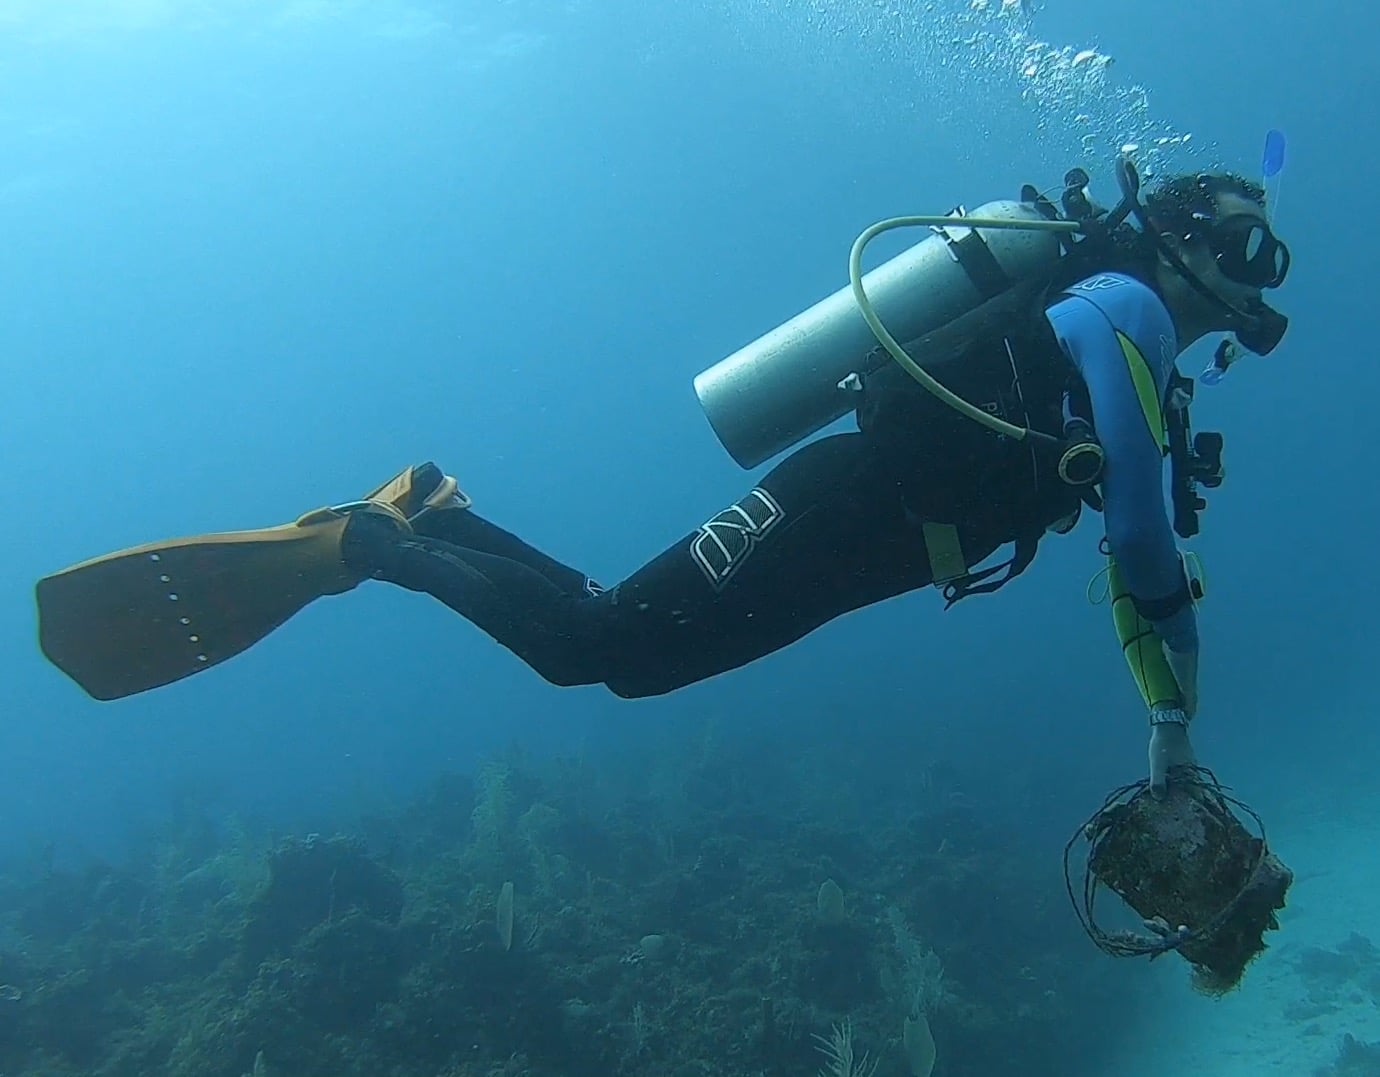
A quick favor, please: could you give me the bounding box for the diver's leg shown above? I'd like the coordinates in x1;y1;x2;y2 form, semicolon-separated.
344;433;962;696
595;432;939;697
368;461;605;597
342;515;609;686
414;509;605;598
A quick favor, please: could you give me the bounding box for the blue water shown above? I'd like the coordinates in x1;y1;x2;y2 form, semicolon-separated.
0;3;1374;1066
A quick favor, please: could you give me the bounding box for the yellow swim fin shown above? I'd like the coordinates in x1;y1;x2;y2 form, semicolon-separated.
36;505;403;702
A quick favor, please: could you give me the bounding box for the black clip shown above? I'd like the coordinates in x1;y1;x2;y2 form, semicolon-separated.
1167;373;1225;539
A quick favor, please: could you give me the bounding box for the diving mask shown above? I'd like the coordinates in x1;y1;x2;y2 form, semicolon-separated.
1201;213;1291;290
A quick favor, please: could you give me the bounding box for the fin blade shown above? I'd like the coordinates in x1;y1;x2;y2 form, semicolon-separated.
36;517;358;701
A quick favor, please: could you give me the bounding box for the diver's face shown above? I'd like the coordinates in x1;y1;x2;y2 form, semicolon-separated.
1168;191;1287;312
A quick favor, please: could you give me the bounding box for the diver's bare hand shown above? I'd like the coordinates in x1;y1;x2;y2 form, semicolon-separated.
1148;706;1195;796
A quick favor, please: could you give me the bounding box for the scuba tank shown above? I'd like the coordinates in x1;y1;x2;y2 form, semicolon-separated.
693;199;1064;470
694;155;1286;477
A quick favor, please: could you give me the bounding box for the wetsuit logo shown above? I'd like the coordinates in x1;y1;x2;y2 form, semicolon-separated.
690;488;784;590
1074;274;1127;292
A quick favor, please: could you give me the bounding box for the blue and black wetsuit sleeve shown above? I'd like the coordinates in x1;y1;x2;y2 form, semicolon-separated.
1044;274;1198;655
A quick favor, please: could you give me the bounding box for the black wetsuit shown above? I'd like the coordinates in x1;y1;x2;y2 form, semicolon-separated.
343;432;1014;699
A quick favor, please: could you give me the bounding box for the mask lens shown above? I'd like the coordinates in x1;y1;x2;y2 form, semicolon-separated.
1242;226;1264;262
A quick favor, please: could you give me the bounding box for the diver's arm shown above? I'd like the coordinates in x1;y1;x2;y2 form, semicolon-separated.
1047;277;1201;793
1045;279;1198;664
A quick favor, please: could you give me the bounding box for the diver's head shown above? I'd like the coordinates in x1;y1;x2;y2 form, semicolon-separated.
1146;171;1290;353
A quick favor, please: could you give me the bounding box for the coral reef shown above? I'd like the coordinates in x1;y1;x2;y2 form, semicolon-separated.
0;739;1141;1076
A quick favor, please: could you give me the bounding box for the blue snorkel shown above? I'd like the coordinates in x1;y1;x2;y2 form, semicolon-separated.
1201;130;1291;384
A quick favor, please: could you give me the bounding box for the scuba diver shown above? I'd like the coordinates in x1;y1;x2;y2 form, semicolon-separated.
36;155;1290;793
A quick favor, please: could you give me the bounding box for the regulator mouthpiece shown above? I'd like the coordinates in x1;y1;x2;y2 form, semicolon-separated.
1234;299;1288;356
